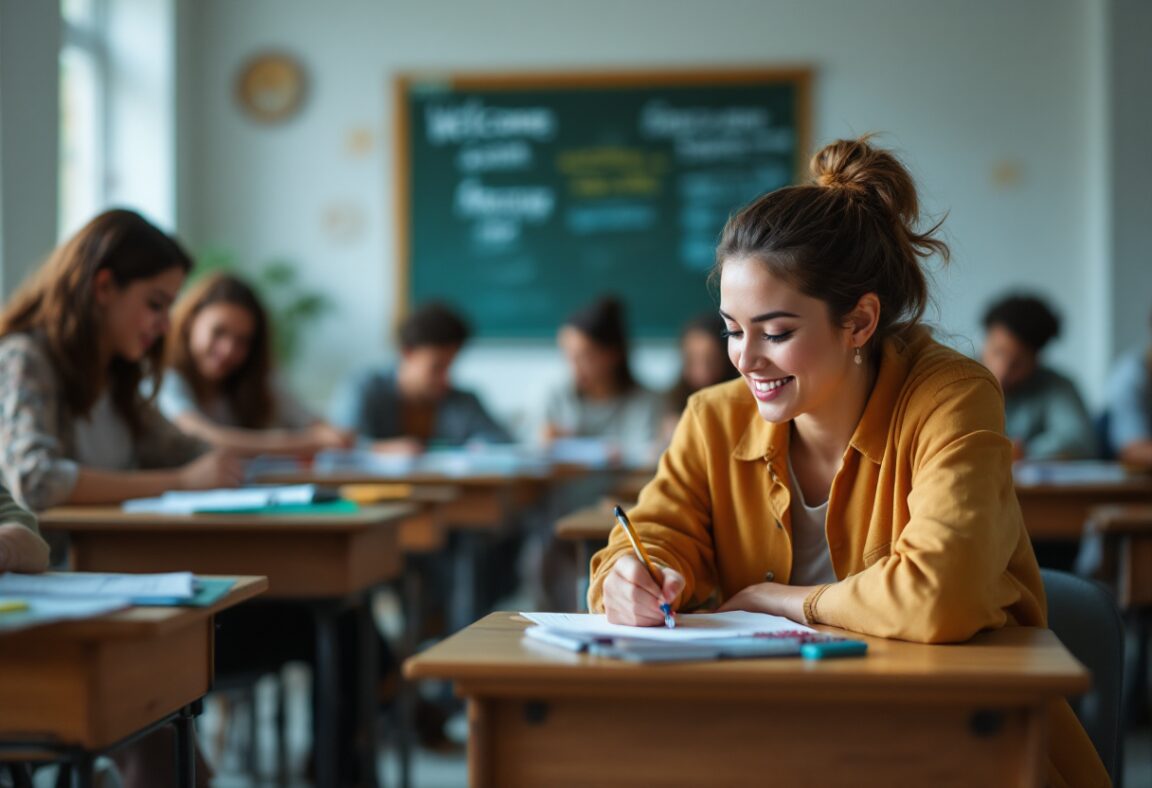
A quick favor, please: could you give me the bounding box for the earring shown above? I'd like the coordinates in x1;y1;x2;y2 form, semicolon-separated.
854;347;863;366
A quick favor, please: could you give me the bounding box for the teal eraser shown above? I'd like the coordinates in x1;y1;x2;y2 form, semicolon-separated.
799;640;868;660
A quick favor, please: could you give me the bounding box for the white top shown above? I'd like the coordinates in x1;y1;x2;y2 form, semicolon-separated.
543;384;663;447
786;455;837;586
158;370;316;430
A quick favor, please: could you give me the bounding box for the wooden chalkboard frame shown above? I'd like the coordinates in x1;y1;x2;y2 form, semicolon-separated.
393;67;813;337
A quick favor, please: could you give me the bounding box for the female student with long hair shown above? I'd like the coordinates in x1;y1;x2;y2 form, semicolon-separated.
0;209;241;788
160;272;353;454
542;295;662;452
588;138;1106;786
661;312;741;441
0;209;242;510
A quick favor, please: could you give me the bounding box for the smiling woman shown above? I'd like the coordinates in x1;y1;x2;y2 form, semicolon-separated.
587;137;1108;787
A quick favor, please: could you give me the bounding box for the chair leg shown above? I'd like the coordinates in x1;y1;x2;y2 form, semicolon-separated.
1123;612;1150;726
6;763;33;788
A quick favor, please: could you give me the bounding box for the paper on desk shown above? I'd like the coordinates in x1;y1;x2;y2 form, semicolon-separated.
520;610;816;642
1013;460;1132;485
0;571;195;599
123;484;324;514
0;595;132;633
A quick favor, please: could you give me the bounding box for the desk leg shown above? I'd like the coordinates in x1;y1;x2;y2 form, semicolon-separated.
173;704;195;788
394;568;423;788
313;603;340;788
450;532;484;632
357;596;380;788
70;753;93;788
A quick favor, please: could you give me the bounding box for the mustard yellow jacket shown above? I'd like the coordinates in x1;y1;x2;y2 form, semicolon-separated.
589;328;1108;787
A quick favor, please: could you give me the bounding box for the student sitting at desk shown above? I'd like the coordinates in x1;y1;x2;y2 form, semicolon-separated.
1106;308;1152;466
160;272;354;454
979;293;1096;460
542;295;662;454
588;137;1106;787
662;312;740;442
0;485;48;573
0;209;243;511
329;301;511;450
0;210;239;787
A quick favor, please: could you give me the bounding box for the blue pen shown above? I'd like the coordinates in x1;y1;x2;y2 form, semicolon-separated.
613;505;675;629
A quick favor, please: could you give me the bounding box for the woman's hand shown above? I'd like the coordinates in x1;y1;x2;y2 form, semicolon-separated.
178;449;245;490
310;423;357;450
371;437;423;456
716;582;815;624
602;555;684;627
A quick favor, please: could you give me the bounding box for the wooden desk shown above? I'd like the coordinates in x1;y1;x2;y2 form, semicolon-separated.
0;576;266;785
1016;479;1152;541
405;613;1088;788
1087;504;1152;608
38;504;417;788
554;502;618;611
257;469;562;632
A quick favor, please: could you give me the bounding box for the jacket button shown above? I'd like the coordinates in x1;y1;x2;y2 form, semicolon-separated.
764;571;775;582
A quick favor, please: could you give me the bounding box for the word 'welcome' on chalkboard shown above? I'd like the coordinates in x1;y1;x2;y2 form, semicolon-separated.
396;69;812;338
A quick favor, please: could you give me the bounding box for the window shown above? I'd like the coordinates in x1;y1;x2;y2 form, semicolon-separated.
58;0;109;239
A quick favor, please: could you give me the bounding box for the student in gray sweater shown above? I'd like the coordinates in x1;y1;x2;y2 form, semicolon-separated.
980;293;1096;460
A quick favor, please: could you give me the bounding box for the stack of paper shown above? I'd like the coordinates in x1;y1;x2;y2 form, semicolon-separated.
519;611;865;663
0;571;237;635
123;484;333;514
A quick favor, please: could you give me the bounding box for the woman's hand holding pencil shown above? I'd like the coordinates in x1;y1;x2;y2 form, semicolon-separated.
603;505;686;627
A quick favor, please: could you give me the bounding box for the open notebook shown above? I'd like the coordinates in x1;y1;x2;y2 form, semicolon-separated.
520;611;867;662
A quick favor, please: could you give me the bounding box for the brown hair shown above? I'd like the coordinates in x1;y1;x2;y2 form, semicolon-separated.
0;208;193;434
166;273;275;430
666;312;740;413
714;136;949;358
565;295;636;392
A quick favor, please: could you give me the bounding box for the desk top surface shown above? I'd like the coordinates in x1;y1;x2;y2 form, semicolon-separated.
0;575;266;643
37;502;420;532
405;612;1089;701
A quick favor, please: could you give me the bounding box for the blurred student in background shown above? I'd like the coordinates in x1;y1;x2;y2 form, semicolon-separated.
663;312;740;441
1106;308;1152;465
160;272;353;454
542;295;662;456
980;293;1095;460
0;209;242;512
0;208;242;788
329;301;510;450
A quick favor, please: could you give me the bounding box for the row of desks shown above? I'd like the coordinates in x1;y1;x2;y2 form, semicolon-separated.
4;463;1149;786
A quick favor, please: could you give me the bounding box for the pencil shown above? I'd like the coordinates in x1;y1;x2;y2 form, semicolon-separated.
613;505;675;628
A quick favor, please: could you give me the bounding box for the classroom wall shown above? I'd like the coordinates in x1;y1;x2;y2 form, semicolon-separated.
0;0;60;295
1108;0;1152;358
176;0;1125;437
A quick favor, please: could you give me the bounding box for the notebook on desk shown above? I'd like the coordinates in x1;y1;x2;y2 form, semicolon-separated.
520;611;867;663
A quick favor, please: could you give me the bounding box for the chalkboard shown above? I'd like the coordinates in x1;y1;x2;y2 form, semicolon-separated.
396;69;811;338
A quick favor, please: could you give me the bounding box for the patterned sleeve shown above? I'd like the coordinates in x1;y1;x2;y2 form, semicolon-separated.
135;402;210;469
0;334;82;511
0;481;41;534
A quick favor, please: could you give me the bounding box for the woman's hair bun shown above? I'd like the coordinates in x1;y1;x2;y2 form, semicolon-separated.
810;135;920;227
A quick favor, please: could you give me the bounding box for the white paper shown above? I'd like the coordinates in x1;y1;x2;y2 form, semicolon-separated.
1013;461;1132;486
520;610;816;642
0;595;131;633
0;571;195;599
122;484;320;514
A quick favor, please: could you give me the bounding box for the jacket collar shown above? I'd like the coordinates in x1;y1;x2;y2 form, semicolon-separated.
731;329;921;466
